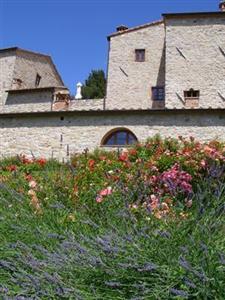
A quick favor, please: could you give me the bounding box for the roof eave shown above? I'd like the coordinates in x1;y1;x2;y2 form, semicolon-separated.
162;11;225;18
107;20;163;40
6;86;68;94
0;108;224;118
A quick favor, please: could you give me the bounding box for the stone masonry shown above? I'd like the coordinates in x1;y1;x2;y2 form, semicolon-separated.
0;48;65;112
0;110;224;159
164;14;225;109
0;9;225;159
106;21;165;110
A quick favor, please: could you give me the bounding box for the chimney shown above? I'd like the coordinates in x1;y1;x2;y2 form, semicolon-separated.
75;82;82;100
116;25;128;32
219;0;225;11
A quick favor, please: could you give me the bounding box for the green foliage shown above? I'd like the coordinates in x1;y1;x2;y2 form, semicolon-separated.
81;69;106;99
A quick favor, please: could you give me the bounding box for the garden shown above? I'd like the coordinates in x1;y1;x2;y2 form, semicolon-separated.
0;135;225;299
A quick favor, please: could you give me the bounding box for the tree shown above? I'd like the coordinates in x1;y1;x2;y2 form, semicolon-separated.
81;70;106;99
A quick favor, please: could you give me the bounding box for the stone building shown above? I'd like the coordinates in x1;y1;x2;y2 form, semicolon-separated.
0;3;225;159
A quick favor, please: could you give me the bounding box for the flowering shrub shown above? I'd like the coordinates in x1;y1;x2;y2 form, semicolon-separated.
0;136;224;218
0;136;225;299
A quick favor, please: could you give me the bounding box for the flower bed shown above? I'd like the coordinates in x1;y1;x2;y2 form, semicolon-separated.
0;135;224;299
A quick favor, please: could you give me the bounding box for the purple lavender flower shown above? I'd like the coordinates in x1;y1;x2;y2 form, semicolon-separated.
184;277;197;289
179;256;192;271
219;253;225;265
170;288;188;297
105;281;122;288
137;262;157;272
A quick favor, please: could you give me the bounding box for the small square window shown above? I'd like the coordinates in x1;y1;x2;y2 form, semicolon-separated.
135;49;145;62
152;86;165;101
35;73;41;87
184;89;200;99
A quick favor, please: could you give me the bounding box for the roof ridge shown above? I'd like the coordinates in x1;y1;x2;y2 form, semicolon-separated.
107;19;163;40
0;47;51;58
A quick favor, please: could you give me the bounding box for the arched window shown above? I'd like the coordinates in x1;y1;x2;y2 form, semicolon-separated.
101;128;138;146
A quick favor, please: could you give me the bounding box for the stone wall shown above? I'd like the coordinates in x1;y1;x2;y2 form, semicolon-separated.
69;99;104;111
2;90;53;113
0;110;224;160
165;15;225;109
0;94;104;113
0;49;64;112
0;52;16;108
13;51;62;89
106;22;165;110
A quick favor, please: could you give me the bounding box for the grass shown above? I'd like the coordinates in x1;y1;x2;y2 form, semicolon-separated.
0;136;225;299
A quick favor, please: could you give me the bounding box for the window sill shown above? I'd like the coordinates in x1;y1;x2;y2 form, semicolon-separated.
151;100;165;109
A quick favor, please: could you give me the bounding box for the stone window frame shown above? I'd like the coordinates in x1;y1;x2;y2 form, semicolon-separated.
184;89;200;108
184;89;200;99
101;127;138;147
151;86;165;101
135;49;145;62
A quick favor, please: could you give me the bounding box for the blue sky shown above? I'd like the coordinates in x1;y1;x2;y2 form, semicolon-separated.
0;0;220;93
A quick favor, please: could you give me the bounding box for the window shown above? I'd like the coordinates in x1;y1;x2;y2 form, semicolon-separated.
152;86;165;101
184;89;200;99
35;73;41;87
102;128;138;146
135;49;145;62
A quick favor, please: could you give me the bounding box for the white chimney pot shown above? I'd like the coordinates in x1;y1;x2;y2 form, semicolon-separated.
75;82;82;99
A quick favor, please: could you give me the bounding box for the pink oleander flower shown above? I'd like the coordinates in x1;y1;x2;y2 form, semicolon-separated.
96;186;112;203
96;195;103;203
29;180;37;189
149;194;160;210
160;164;193;195
100;186;112;196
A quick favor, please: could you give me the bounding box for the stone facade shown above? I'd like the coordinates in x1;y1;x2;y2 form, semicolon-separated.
0;52;16;107
0;48;65;112
106;21;165;110
0;10;225;159
0;110;224;159
164;14;225;109
105;12;225;110
12;50;63;89
3;89;53;112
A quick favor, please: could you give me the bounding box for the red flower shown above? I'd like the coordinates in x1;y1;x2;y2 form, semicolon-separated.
25;174;33;182
119;152;128;162
88;159;95;171
129;149;137;156
36;158;47;166
6;165;17;172
21;156;32;164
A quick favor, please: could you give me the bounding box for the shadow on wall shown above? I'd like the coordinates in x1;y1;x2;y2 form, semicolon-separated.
5;93;51;105
165;18;224;27
0;110;224;129
156;41;165;87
